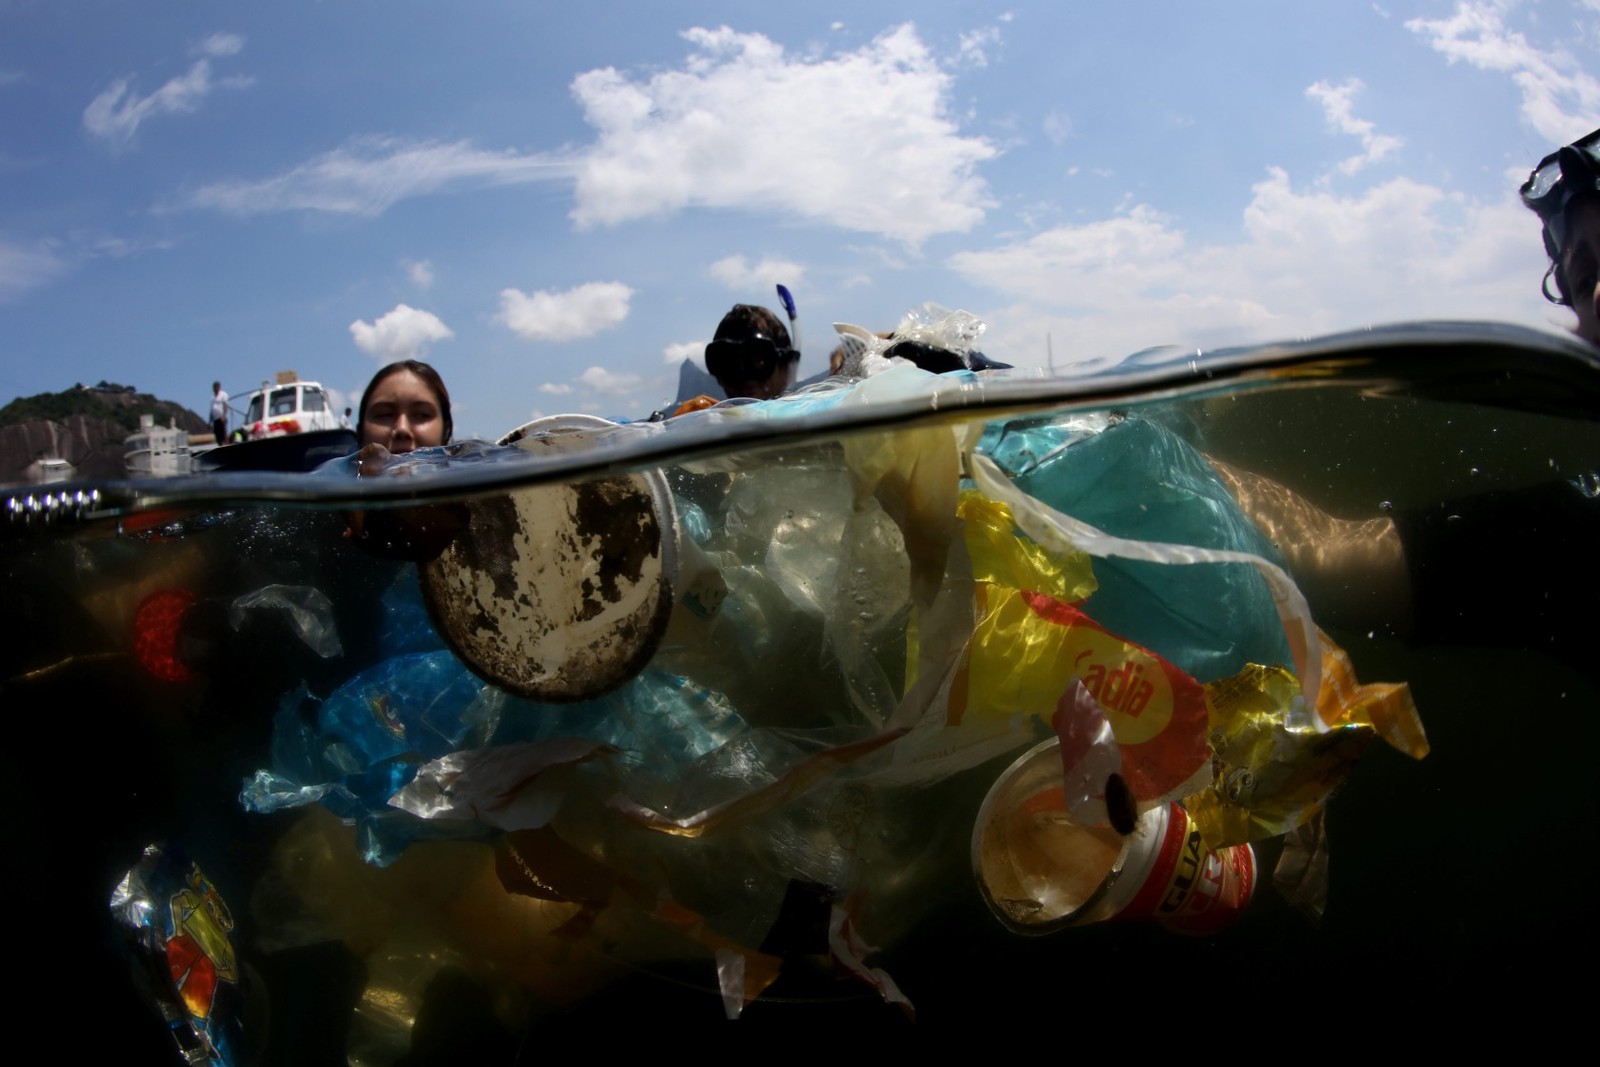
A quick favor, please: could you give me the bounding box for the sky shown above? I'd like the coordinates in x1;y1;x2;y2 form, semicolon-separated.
1;0;1597;439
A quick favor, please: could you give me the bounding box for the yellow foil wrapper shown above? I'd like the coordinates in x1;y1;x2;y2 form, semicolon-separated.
1185;628;1428;847
903;489;1096;721
958;489;1099;604
946;491;1211;802
1310;626;1429;759
945;489;1100;726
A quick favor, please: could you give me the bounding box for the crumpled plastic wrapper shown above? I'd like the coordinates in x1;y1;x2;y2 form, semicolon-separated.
1184;627;1427;849
1051;678;1126;830
110;842;254;1067
229;584;343;658
390;738;619;830
1273;809;1331;923
833;303;987;378
908;486;1212;803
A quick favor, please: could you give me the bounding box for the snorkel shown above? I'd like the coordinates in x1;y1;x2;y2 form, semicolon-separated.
776;284;801;362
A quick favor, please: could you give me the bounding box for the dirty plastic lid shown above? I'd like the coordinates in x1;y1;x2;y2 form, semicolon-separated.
418;416;675;702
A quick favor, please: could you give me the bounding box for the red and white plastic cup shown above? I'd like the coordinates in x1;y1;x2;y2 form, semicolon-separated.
972;738;1255;936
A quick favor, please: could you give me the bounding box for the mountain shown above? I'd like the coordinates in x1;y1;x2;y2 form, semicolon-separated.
0;381;207;486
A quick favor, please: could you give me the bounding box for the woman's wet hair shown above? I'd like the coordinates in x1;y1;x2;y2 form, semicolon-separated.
357;359;453;446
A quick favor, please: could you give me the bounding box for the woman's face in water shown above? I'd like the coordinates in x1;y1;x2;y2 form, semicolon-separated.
360;369;445;453
1563;198;1600;347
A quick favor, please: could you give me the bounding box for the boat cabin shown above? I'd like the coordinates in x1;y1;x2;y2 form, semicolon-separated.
241;373;341;440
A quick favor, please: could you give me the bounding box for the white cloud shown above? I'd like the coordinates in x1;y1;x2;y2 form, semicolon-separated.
497;281;633;342
1407;1;1600;143
1042;111;1072;147
568;24;996;244
578;366;646;395
1306;78;1403;175
843;242;911;271
0;69;24;86
83;38;252;148
951;205;1187;309
0;228;181;302
81;232;173;258
185;136;569;216
956;26;1002;68
176;25;993;238
662;340;705;366
195;32;244;57
539;382;573;395
951;166;1551;367
709;254;806;292
0;239;68;302
403;258;435;288
349;303;454;361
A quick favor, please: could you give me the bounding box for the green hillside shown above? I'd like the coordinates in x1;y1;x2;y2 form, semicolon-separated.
0;381;205;434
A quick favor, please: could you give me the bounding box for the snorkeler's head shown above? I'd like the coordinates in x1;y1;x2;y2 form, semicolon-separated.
357;359;453;452
705;304;799;400
1521;129;1600;307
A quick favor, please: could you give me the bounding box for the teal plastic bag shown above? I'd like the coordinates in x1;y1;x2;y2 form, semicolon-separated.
979;414;1292;682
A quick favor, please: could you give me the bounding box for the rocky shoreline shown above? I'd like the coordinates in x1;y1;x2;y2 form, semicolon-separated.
0;384;204;485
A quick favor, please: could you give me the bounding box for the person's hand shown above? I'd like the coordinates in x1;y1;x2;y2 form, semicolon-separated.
356;442;394;477
670;394;720;417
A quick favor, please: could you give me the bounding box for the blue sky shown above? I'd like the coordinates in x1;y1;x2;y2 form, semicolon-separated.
2;1;1596;438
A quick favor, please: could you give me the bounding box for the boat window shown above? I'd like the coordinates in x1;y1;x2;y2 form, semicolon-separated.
302;387;327;412
270;387;298;417
245;395;263;423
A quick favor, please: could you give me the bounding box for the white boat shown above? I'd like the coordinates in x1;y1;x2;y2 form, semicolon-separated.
197;371;357;473
25;455;74;484
238;372;342;441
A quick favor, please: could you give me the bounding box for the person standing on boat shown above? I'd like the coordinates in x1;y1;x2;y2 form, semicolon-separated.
1522;128;1600;347
209;381;229;443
